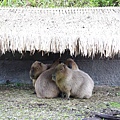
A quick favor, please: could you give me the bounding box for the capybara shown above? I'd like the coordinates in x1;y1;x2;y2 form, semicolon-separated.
35;59;61;98
29;61;51;88
59;58;79;98
52;63;94;99
30;58;61;88
65;58;79;70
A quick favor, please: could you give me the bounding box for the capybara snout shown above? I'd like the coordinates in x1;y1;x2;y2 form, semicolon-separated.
30;68;35;79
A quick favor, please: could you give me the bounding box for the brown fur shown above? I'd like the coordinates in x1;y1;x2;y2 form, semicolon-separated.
65;58;79;70
52;63;94;99
35;59;60;98
50;58;61;68
29;61;51;88
29;58;60;88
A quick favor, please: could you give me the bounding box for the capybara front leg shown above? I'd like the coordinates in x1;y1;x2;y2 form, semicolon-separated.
66;91;70;100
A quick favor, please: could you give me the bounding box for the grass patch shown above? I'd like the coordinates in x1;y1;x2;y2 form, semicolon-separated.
0;0;120;7
116;92;120;96
109;102;120;109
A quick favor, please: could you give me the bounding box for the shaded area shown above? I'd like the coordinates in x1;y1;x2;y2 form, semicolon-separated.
0;51;120;86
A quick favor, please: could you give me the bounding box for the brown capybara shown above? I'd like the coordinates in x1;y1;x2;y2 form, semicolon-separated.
52;63;94;99
35;59;61;98
58;58;79;98
65;58;79;70
29;61;51;88
29;58;61;88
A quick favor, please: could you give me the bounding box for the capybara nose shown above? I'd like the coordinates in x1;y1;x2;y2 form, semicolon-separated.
30;74;35;78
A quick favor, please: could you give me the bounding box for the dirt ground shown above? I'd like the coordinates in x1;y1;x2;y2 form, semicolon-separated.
0;84;120;120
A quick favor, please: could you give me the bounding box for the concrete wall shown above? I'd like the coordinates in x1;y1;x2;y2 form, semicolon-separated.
76;60;120;86
0;51;120;86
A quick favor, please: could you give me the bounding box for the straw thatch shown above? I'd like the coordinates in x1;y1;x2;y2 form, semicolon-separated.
0;7;120;57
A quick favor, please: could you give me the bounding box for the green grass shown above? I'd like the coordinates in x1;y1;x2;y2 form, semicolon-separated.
109;102;120;109
116;92;120;96
0;0;120;7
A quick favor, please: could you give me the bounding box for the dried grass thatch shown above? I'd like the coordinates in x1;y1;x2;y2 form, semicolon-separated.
0;7;120;57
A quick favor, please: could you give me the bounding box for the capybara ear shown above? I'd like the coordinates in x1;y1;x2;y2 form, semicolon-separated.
57;57;62;63
53;58;60;63
67;63;72;69
53;58;63;64
59;60;63;63
38;62;42;67
62;63;66;70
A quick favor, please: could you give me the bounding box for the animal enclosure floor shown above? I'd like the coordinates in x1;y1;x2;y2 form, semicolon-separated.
0;85;120;120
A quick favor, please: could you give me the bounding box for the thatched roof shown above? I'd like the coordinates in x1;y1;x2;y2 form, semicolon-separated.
0;7;120;57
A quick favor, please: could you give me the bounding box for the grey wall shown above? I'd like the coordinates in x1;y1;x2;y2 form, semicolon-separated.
0;51;120;86
0;60;120;86
76;60;120;86
0;60;33;84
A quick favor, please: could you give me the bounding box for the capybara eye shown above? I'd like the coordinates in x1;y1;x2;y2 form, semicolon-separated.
36;67;39;70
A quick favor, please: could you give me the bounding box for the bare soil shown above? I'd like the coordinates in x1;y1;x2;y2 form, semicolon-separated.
0;85;120;120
